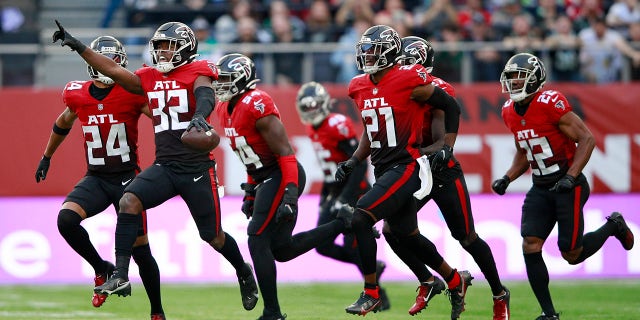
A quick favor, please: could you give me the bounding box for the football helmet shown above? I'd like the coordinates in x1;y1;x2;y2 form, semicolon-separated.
397;36;435;73
356;25;401;74
87;36;127;85
214;53;258;102
296;82;330;126
500;53;547;102
149;22;198;73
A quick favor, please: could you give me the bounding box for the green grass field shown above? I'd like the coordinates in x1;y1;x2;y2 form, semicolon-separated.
1;280;638;319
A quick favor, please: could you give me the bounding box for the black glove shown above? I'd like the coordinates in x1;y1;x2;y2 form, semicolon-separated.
429;145;453;172
52;20;86;53
187;114;212;132
335;157;358;182
240;183;256;219
550;174;576;193
491;175;510;195
276;183;298;223
35;155;51;183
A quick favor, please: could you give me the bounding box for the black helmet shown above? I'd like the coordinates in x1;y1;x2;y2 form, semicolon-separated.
397;36;435;73
149;22;198;73
88;36;127;84
296;81;330;126
500;53;547;102
214;53;258;102
355;25;401;74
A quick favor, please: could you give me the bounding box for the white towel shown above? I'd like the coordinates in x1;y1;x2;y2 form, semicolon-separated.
414;155;433;200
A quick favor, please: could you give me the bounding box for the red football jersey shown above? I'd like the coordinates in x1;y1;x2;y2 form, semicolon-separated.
215;88;281;175
421;75;456;146
135;60;217;163
63;81;147;173
501;90;576;186
306;113;358;183
348;64;431;171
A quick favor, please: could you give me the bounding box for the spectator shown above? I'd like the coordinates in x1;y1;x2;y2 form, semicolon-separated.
304;0;340;82
502;14;544;57
214;0;252;44
331;18;371;83
433;23;464;82
545;15;582;81
579;15;640;82
335;0;375;27
270;14;303;84
457;0;492;39
230;16;270;78
606;0;640;37
191;16;222;62
264;0;306;41
491;0;534;39
531;0;565;37
465;12;503;82
628;21;640;79
571;0;605;32
374;0;414;33
414;0;458;39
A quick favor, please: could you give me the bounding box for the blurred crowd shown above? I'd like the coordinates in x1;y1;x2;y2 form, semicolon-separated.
2;0;640;85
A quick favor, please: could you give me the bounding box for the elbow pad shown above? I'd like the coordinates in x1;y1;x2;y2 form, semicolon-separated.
194;86;215;116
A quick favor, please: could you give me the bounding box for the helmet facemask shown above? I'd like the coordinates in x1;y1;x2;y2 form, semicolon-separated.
356;41;394;74
500;53;546;102
149;22;198;73
88;36;127;85
214;54;258;102
296;82;330;126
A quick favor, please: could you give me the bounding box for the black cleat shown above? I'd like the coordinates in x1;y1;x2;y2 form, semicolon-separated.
336;204;354;231
238;263;259;310
92;261;115;307
376;286;391;312
536;313;560;320
409;277;445;316
607;212;634;250
345;291;381;316
94;273;131;297
447;270;473;319
257;313;287;320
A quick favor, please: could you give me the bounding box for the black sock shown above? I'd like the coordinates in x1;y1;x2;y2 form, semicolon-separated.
573;222;616;264
524;252;556;316
214;232;246;272
248;235;280;316
384;231;434;282
464;237;503;295
114;212;139;275
351;211;378;275
274;220;343;262
132;244;164;315
57;209;105;272
398;233;444;272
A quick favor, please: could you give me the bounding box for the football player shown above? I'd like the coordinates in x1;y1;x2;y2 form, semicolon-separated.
52;21;259;316
389;36;511;320
295;81;390;311
35;36;165;319
214;53;353;320
493;52;635;320
336;25;472;318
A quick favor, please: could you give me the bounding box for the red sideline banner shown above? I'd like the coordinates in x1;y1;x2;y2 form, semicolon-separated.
2;83;639;196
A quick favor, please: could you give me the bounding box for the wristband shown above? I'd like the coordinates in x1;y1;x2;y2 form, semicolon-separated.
278;154;298;187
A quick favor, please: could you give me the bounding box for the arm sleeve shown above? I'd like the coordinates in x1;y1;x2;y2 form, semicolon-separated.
426;86;461;134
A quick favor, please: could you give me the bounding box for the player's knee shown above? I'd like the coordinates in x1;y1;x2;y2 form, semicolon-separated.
119;192;142;213
315;244;331;257
562;248;581;265
248;235;268;254
458;232;478;247
522;236;544;253
132;243;152;263
201;230;223;248
57;209;82;233
352;209;374;232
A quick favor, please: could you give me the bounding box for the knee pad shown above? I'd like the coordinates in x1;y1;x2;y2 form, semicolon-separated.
57;209;82;233
351;209;374;233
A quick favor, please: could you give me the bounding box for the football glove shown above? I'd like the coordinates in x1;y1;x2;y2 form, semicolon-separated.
491;175;510;195
335;157;358;182
187;114;212;132
276;183;298;223
240;183;256;219
550;174;576;193
35;155;51;183
429;145;453;172
52;20;86;53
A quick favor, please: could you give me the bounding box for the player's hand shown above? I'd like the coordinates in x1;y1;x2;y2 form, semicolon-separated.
240;183;256;219
491;175;510;195
550;174;576;193
429;145;453;172
329;197;347;216
35;155;51;183
335;157;358;182
372;226;381;239
52;20;86;52
187;114;212;132
276;183;298;223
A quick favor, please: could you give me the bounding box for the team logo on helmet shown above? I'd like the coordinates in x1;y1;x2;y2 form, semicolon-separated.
379;29;400;48
175;26;196;50
405;41;427;63
227;56;252;77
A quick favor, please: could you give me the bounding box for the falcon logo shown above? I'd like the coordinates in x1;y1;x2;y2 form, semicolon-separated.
404;42;427;63
227;57;252;79
417;70;427;81
175;26;196;50
554;100;565;110
527;56;546;81
253;99;265;114
379;29;400;49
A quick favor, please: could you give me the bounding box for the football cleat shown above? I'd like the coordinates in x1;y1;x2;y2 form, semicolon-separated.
257;314;287;320
536;313;560;320
150;313;166;320
92;261;115;307
447;270;473;319
607;212;634;250
409;277;445;316
376;286;391;312
238;263;259;310
493;287;511;320
94;272;131;297
345;291;381;316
